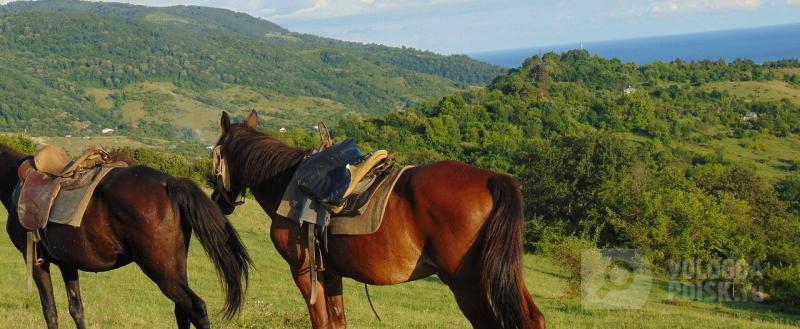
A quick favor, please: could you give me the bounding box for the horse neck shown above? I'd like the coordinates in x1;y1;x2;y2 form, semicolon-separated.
251;162;301;215
228;135;308;213
0;150;25;208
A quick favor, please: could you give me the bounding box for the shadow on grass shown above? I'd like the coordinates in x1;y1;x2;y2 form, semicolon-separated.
420;275;445;285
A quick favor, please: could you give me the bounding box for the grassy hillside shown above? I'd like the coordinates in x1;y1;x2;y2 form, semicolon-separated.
1;200;799;328
0;0;504;139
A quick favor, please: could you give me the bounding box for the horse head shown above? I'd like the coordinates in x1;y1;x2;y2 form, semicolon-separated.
210;109;309;216
210;110;255;215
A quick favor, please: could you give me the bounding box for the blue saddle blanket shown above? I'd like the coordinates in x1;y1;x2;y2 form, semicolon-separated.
295;139;364;205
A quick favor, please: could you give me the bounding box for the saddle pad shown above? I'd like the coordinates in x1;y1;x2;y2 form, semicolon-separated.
48;165;122;227
328;166;412;236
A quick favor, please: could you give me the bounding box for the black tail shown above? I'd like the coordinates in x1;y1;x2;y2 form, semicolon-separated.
167;177;252;319
481;175;530;329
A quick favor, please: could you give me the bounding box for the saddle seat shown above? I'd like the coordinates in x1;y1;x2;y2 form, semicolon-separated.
277;139;397;223
15;146;121;231
328;150;390;214
34;145;110;178
342;150;388;200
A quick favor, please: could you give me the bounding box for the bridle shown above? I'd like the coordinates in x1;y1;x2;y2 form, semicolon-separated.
211;145;245;207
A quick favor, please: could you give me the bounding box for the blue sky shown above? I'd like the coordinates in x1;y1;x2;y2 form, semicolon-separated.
6;0;800;54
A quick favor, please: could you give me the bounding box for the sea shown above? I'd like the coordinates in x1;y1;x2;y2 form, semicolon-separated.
469;23;800;68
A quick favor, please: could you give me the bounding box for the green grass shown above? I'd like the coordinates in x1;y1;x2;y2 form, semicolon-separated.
29;135;153;156
115;82;356;144
85;88;115;110
702;81;800;105
1;200;799;328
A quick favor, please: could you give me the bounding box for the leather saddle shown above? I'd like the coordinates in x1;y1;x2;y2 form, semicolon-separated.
15;146;115;231
294;138;391;213
34;145;110;178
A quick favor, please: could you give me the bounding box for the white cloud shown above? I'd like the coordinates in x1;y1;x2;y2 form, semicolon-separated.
650;0;762;14
267;0;474;22
787;0;800;5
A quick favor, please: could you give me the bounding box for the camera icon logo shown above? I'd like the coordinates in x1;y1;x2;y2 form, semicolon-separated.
581;248;652;309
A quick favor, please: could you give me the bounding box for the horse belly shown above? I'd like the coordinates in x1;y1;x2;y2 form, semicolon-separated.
42;223;125;272
327;237;435;284
326;209;435;284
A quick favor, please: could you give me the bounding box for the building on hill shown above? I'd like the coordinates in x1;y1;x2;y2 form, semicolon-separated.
624;85;637;95
742;112;759;121
101;128;114;134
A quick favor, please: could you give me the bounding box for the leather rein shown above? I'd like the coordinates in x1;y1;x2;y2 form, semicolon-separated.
211;145;245;207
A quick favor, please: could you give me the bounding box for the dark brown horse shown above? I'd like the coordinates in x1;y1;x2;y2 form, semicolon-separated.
0;143;251;329
211;110;545;329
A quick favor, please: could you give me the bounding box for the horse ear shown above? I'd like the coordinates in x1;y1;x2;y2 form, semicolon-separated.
220;111;231;134
246;109;258;128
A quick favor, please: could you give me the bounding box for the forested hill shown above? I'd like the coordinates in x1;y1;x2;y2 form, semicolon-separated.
0;0;504;139
340;50;800;311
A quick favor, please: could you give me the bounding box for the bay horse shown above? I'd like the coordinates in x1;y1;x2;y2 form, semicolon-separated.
0;143;251;329
211;110;545;329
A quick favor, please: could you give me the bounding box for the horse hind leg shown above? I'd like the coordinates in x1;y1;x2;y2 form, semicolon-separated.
135;243;209;328
448;278;545;329
61;266;87;329
521;282;546;329
442;271;499;329
153;278;209;329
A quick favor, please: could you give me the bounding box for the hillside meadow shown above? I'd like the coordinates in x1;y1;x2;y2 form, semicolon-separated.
1;200;799;329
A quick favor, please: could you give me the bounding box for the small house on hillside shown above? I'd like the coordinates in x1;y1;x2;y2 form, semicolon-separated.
624;85;636;95
101;128;114;134
279;127;287;133
742;112;759;122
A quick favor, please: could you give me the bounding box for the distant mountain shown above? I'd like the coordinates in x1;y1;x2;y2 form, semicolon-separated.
0;0;504;141
471;23;800;68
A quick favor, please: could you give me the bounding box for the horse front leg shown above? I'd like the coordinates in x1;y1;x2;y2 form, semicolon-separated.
271;219;335;328
32;261;59;329
324;273;347;328
61;266;87;329
292;263;334;328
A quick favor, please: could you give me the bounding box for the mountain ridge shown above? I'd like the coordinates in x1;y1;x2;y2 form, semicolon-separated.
0;0;504;142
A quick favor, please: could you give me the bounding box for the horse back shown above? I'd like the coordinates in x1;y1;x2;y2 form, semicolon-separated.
326;160;501;282
43;165;177;271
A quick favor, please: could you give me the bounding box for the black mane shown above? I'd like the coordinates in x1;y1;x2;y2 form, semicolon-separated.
221;124;310;187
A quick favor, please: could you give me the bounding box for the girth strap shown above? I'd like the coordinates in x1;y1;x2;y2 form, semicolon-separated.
308;223;318;305
25;231;44;293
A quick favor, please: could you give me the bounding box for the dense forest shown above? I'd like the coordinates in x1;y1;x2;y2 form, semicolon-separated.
339;50;800;312
0;0;503;137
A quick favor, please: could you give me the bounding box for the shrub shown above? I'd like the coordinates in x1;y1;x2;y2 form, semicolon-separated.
764;265;800;313
543;236;606;296
0;134;37;153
